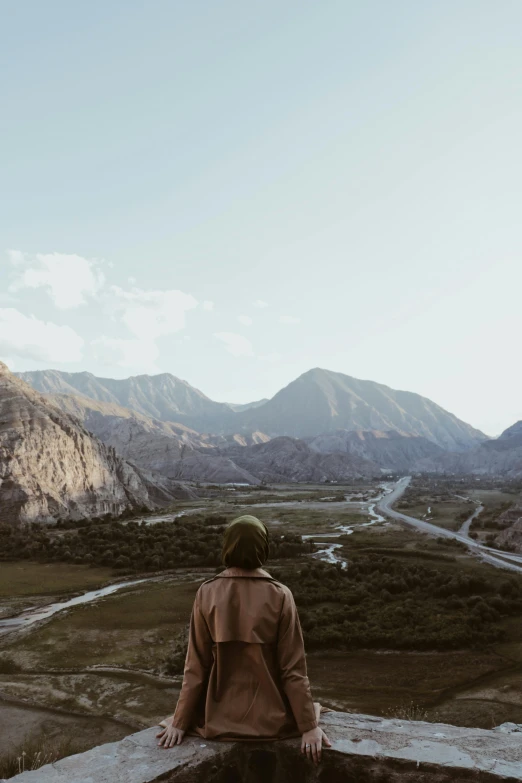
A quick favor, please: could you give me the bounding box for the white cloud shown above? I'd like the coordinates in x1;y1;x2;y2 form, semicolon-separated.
279;315;301;324
0;308;84;362
214;332;254;357
259;352;282;362
8;251;105;309
203;300;214;311
238;315;253;326
91;336;159;372
253;300;269;308
110;286;198;340
6;249;25;265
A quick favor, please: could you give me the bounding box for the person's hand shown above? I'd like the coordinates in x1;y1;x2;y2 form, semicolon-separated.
156;722;185;748
301;726;331;764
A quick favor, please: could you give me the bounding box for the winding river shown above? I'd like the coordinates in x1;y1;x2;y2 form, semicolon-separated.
302;485;393;567
0;578;151;634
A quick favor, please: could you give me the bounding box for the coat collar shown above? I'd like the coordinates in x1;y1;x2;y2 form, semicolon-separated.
217;567;272;579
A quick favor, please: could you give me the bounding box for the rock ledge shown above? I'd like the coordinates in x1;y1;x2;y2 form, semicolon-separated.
7;711;522;782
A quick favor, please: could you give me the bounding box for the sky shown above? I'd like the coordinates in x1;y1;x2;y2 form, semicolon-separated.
0;0;521;437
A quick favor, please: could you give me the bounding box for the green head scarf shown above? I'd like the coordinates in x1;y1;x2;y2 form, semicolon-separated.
222;515;270;569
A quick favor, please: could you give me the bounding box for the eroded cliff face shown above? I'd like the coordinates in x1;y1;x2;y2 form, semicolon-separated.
0;362;179;524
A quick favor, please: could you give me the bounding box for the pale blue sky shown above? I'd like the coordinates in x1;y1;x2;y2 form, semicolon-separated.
1;1;521;435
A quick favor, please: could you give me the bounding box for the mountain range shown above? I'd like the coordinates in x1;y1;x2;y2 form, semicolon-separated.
18;367;486;450
4;364;521;525
16;368;236;433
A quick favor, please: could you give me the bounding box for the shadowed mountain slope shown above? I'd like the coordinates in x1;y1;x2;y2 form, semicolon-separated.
308;429;445;471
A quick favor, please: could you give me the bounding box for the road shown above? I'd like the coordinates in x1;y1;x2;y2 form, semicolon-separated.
377;477;522;575
459;502;484;537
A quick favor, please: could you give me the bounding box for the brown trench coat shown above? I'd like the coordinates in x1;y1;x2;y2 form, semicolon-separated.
171;567;318;740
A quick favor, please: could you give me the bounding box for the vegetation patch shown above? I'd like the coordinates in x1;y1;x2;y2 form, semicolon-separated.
274;558;522;651
0;516;311;572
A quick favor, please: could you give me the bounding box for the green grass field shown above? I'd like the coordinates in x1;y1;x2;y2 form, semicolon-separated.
398;497;473;531
0;562;115;598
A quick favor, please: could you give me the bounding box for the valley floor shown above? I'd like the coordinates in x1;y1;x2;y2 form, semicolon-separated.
2;477;522;771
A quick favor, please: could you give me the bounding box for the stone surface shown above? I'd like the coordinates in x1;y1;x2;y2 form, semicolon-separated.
495;723;522;734
7;711;522;782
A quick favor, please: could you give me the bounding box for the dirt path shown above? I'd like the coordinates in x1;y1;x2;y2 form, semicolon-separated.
458;502;484;536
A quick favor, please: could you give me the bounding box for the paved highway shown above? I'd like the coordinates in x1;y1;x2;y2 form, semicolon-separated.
376;477;522;574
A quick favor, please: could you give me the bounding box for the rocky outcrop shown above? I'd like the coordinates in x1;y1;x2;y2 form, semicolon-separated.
417;421;522;478
0;363;190;525
235;368;487;449
9;711;522;782
222;436;380;483
308;429;444;470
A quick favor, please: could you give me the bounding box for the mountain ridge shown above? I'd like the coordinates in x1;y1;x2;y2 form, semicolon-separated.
17;367;486;450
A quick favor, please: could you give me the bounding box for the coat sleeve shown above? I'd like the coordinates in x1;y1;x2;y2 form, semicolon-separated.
276;587;318;733
172;589;213;731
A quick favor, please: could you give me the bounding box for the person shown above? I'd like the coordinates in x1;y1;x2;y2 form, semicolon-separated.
157;515;331;765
